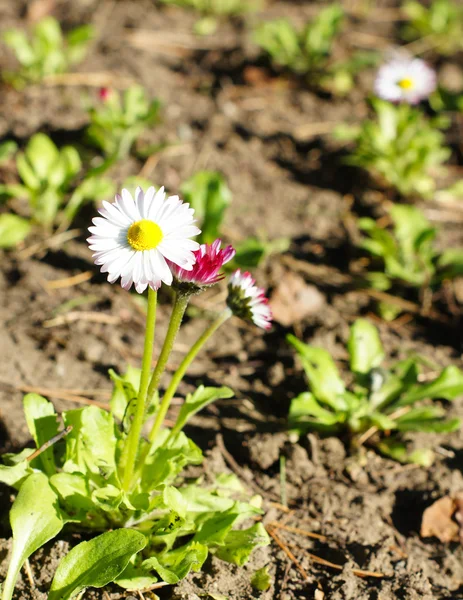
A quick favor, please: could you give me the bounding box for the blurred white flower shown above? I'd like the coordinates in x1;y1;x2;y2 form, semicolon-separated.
375;55;436;104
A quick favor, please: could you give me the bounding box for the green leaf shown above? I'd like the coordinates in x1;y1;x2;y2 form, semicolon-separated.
114;563;158;590
369;411;397;431
233;237;267;268
24;133;59;181
2;473;63;600
181;171;232;243
0;214;32;248
251;566;272;591
34;188;62;226
64;175;116;224
109;366;141;423
23;393;59;476
50;472;95;514
215;522;270;566
0;449;34;489
16;153;41;190
143;541;208;584
63;406;118;480
170;385;234;437
288;392;340;433
34;17;63;48
377;439;434;466
48;529;147;600
398;365;463;405
194;510;243;546
141;431;202;491
394;406;460;433
3;29;35;66
66;25;94;64
287;335;346;411
437;248;463;279
0;141;17;163
348;319;384;376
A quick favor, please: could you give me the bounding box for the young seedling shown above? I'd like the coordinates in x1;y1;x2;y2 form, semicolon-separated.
2;16;94;88
253;6;375;94
338;98;450;198
254;5;344;74
357;204;463;317
159;0;263;35
0;186;272;598
0;134;115;247
401;0;463;55
86;86;161;159
288;319;463;465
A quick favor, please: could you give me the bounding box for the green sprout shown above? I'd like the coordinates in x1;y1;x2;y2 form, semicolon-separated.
358;205;463;313
401;0;463;55
252;6;374;94
181;170;289;267
2;16;94;88
288;318;463;465
0;134;114;247
251;566;272;592
339;98;451;198
160;0;263;35
86;86;161;159
254;6;344;74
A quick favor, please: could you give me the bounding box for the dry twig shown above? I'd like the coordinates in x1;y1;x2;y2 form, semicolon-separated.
45;271;93;290
266;527;310;582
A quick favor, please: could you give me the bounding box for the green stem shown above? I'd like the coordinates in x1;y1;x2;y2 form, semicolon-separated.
146;291;191;407
148;307;232;443
122;287;157;491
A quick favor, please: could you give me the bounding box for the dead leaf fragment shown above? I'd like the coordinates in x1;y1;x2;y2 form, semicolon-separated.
421;494;463;543
270;271;325;327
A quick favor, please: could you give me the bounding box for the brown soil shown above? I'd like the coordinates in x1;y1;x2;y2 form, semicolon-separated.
0;1;462;599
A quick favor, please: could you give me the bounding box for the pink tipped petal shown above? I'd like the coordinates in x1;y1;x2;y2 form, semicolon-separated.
227;269;272;330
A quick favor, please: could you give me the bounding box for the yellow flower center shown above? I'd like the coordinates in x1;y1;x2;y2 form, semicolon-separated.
397;77;414;90
127;219;163;251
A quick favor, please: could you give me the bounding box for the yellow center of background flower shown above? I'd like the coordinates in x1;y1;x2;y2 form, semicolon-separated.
127;220;163;251
397;78;414;90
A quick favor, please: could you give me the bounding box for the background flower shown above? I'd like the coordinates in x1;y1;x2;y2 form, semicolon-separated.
374;56;436;104
88;186;200;293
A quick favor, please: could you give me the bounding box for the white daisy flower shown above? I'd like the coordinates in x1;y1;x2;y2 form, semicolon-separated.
374;56;436;104
227;270;272;330
87;186;200;293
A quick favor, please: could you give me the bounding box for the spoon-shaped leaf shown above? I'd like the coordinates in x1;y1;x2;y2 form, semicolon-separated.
48;529;146;600
2;472;63;600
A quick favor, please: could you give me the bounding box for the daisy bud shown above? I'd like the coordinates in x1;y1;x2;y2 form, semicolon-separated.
227;269;272;330
170;239;236;294
374;55;436;104
98;87;112;102
87;186;200;294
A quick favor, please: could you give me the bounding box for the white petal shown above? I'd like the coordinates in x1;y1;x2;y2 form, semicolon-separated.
149;249;173;285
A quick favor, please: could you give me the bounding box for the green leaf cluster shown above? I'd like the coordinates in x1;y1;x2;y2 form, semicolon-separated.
0;383;268;598
288;319;463;463
86;86;161;159
2;16;94;87
345;99;451;198
253;6;344;76
401;0;463;56
0;134;115;247
358;204;463;294
159;0;262;17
